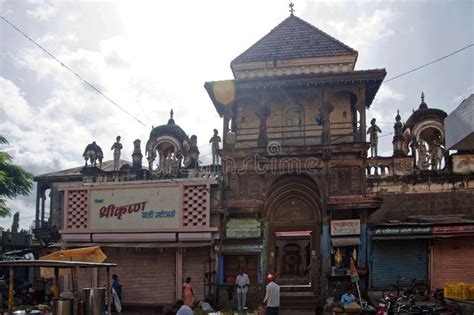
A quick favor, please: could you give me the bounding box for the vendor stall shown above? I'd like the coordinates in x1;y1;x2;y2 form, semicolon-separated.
0;260;116;315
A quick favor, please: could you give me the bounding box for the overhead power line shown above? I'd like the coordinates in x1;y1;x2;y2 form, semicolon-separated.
1;16;147;127
385;44;474;83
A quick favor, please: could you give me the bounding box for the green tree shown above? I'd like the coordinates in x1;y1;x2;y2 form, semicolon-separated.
11;212;19;233
0;136;33;217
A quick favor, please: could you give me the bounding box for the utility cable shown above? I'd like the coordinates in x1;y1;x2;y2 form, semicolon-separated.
385;44;473;83
1;16;148;127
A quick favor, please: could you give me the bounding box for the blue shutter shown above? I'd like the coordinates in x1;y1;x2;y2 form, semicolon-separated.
371;239;428;289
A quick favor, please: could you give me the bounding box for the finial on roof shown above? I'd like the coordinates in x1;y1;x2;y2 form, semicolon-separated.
168;108;175;125
289;1;295;15
419;91;428;110
395;109;401;122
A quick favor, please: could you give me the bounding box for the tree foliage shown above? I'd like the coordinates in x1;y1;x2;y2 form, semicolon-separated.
0;136;33;217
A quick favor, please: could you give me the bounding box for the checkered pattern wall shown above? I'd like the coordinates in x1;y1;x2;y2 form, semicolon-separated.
66;190;89;229
182;185;208;227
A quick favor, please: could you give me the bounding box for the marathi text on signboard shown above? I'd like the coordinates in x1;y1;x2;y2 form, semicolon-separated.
226;218;261;239
432;225;474;234
374;226;432;235
331;220;360;236
90;186;180;229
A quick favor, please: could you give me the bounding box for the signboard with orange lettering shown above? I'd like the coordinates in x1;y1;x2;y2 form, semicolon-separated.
90;187;180;229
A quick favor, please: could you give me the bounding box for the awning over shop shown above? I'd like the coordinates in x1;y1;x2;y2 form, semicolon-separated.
40;246;107;277
331;237;360;247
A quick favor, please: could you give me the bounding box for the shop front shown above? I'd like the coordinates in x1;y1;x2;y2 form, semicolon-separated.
430;225;474;290
216;218;263;308
58;179;217;306
370;225;431;289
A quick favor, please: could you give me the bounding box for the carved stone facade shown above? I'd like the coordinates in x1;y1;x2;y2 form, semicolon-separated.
206;13;385;310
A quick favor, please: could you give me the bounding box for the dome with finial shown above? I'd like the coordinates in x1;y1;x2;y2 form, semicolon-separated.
395;109;401;123
404;92;447;131
167;109;175;125
419;91;428;110
149;109;188;142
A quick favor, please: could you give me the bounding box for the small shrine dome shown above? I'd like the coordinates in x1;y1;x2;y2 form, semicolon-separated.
145;110;191;174
403;92;447;132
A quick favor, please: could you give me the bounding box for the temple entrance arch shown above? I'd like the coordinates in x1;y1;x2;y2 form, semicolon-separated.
265;174;322;287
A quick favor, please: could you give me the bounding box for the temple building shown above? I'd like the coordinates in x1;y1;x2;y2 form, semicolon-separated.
205;13;386;309
30;11;474;314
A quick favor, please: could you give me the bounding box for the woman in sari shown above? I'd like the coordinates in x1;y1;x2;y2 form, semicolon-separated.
182;277;194;307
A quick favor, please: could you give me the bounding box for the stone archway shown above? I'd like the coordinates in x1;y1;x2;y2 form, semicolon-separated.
265;174;322;288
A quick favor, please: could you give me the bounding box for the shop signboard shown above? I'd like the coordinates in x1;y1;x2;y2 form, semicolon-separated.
374;226;432;235
90;186;180;229
226;218;261;238
432;225;474;234
331;219;360;236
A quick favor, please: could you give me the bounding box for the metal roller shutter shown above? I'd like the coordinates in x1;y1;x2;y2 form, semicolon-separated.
371;239;428;289
431;237;474;290
183;248;209;301
99;248;176;304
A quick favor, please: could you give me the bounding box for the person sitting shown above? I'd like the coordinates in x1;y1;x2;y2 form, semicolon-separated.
340;287;356;307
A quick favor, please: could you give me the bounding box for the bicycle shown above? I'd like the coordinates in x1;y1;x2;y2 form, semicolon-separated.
381;276;426;298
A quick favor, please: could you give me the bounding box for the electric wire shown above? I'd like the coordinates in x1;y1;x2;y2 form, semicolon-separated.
0;16;148;127
385;44;473;83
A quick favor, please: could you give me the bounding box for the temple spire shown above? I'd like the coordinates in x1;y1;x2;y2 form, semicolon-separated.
168;108;175;125
419;91;428;110
289;1;295;15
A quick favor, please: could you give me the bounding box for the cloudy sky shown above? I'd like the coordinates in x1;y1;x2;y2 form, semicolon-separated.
0;0;472;230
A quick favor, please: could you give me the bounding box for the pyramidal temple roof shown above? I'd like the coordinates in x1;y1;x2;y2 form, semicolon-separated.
232;14;357;65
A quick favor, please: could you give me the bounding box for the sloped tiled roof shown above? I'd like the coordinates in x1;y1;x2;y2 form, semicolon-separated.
34;159;131;180
232;14;357;65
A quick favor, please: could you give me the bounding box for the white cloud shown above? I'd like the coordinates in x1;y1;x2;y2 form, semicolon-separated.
334;9;395;53
27;4;58;21
375;85;407;102
0;77;35;126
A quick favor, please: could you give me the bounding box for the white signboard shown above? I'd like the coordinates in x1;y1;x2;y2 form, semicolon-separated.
90;187;180;229
330;219;360;236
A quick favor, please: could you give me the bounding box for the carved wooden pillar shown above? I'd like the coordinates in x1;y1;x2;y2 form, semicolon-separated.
223;108;230;147
321;89;331;145
257;105;270;148
358;86;367;142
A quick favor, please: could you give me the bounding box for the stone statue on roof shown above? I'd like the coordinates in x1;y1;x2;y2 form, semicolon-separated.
111;136;123;171
209;129;221;165
417;140;430;170
367;118;382;157
82;141;103;168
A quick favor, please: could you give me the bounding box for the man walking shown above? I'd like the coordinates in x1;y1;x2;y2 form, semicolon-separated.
263;273;280;315
235;268;250;310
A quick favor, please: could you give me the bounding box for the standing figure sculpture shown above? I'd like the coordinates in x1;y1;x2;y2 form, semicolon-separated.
417;140;430;170
367;118;382;157
111;136;123;171
430;140;445;170
82;141;104;168
209;129;222;165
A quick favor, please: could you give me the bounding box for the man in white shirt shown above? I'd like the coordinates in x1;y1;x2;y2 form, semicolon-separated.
235;268;250;310
263;274;280;315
